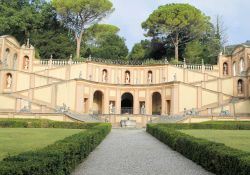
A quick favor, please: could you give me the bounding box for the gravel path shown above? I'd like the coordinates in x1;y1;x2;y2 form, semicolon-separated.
72;129;213;175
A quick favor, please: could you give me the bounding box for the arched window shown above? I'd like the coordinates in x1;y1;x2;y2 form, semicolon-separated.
148;71;153;83
102;69;108;82
237;79;244;94
223;62;228;75
13;53;18;69
233;62;236;76
23;56;29;70
240;58;245;74
6;73;12;89
125;71;130;84
3;48;10;68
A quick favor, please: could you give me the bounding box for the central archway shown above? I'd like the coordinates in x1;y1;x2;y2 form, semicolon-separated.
121;93;133;114
152;92;162;115
93;91;103;114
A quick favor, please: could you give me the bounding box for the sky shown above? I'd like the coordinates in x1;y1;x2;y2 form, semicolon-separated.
103;0;250;50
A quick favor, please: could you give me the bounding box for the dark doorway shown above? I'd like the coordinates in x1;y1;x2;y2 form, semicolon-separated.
121;93;133;114
152;92;162;115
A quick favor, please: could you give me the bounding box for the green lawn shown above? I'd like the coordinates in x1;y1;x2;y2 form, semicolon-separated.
180;129;250;152
0;128;82;159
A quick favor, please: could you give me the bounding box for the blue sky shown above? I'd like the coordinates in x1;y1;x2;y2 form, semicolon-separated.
103;0;250;50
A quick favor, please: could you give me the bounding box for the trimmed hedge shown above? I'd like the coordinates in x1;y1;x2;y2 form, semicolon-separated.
0;119;111;175
0;118;98;129
147;123;250;175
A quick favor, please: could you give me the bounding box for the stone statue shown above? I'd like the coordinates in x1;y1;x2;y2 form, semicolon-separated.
79;71;82;79
24;57;29;70
102;70;107;82
109;102;113;114
125;72;130;84
148;72;152;83
6;74;12;88
238;81;243;94
173;73;177;81
140;103;145;114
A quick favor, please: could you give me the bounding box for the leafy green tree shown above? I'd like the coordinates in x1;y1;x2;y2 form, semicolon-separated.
184;40;203;64
129;43;146;60
81;24;128;60
52;0;114;58
0;0;43;42
142;3;210;62
0;1;75;59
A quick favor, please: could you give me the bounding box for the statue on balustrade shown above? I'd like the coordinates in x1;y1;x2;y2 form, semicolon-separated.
6;74;12;89
102;70;107;82
24;57;29;70
148;72;152;83
125;72;130;84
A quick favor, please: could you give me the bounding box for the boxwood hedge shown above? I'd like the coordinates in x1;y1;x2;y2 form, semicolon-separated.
147;123;250;175
0;119;111;175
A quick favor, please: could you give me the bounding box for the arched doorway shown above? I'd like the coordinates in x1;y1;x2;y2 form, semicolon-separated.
93;91;103;114
121;93;133;114
152;92;162;115
223;62;228;75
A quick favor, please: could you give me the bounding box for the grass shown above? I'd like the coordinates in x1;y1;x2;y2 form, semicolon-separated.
0;128;83;159
180;129;250;152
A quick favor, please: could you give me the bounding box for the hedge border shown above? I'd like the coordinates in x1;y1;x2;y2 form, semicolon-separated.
0;119;111;175
147;122;250;175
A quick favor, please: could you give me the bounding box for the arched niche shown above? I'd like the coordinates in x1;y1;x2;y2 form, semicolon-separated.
23;56;29;70
93;91;104;114
125;71;130;84
148;70;153;83
152;92;162;115
237;79;244;94
223;62;228;76
5;73;13;89
102;69;108;82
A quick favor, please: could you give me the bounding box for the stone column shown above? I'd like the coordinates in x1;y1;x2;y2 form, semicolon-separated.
134;89;139;114
146;89;151;115
88;88;93;114
171;84;179;114
197;86;202;109
116;89;121;114
161;88;166;115
103;88;109;114
51;84;57;108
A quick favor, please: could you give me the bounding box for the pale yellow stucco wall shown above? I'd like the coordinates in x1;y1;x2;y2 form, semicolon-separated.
222;78;234;95
16;72;30;91
34;86;52;103
0;95;15;109
179;84;197;111
201;90;218;106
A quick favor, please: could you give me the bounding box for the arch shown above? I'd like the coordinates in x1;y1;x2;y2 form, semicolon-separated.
237;79;244;94
152;92;162;115
13;53;18;69
5;73;12;89
240;58;245;74
223;62;228;76
93;91;104;114
125;70;130;84
148;70;153;83
102;69;108;82
233;62;236;76
121;93;133;114
23;55;29;70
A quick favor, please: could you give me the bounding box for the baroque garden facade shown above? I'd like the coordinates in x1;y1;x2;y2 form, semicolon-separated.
0;35;250;127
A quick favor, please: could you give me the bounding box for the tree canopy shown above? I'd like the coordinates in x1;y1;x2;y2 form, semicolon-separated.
52;0;114;58
142;3;210;62
82;24;128;59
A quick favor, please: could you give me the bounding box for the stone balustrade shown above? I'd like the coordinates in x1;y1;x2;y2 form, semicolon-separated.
33;58;214;71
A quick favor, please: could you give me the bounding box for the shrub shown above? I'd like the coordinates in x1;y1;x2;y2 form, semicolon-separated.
0;119;111;175
147;123;250;175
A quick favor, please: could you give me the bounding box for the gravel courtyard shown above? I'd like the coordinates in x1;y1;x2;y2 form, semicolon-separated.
72;129;213;175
